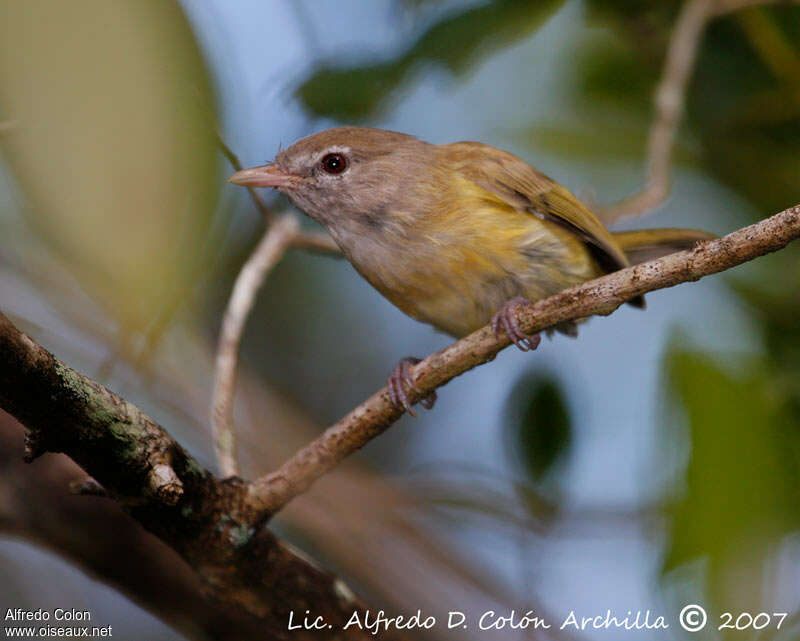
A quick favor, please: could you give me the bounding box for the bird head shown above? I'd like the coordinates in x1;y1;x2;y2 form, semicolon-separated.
228;127;434;229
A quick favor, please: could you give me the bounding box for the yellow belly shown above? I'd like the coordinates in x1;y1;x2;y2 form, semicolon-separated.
348;197;602;338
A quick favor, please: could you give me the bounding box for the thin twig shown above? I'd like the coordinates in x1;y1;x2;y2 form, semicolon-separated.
597;0;800;224
211;218;338;476
289;229;341;255
247;203;800;515
211;215;300;477
211;137;342;476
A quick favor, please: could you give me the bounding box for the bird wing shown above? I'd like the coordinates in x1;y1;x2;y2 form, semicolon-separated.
444;142;630;274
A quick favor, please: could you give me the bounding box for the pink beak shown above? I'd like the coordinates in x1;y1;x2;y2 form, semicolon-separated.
228;163;298;189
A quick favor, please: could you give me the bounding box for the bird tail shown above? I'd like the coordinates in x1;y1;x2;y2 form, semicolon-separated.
613;228;716;265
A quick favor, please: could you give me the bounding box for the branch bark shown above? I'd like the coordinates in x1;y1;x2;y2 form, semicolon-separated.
247;203;800;514
0;412;266;641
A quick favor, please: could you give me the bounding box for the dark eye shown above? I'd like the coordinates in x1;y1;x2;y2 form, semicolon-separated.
320;153;347;174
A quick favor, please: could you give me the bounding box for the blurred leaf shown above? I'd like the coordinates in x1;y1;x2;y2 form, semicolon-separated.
691;10;800;215
504;373;571;483
524;120;700;165
297;62;412;123
577;33;659;114
663;348;800;611
586;0;680;58
733;251;800;407
574;2;800;215
702;125;800;215
296;0;566;120
0;1;219;336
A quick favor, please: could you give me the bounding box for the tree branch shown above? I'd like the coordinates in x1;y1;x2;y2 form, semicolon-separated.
0;412;267;641
597;0;800;223
211;214;340;478
247;203;800;514
0;312;385;641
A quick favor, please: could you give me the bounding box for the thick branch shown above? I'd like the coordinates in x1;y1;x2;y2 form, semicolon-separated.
248;204;800;514
0;412;266;641
0;313;384;640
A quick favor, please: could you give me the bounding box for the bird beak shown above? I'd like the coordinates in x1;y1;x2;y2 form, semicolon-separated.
228;163;298;189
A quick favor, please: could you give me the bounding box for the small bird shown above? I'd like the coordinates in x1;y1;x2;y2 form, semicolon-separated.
229;127;712;413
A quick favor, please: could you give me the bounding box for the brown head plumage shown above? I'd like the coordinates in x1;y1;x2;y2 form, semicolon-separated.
230;127;436;231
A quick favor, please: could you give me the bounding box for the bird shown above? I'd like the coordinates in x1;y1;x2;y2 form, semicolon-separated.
229;127;713;413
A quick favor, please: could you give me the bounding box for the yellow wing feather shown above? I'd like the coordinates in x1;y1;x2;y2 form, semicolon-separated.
440;141;631;273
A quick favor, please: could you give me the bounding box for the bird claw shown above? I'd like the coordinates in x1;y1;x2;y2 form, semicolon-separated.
387;357;437;416
491;296;541;352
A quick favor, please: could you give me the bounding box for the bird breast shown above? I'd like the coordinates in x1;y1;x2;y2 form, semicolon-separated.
328;186;600;338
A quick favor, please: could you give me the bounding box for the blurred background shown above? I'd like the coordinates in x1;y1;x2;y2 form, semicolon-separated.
1;0;799;639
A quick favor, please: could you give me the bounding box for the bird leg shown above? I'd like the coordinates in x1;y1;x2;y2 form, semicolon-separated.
387;357;437;416
491;296;541;351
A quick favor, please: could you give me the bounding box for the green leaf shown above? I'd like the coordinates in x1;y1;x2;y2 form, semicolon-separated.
296;0;566;120
522;120;700;165
0;0;219;336
504;373;572;483
663;348;800;610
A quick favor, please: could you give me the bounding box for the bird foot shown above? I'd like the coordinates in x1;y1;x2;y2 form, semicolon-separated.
491;296;541;351
387;357;437;416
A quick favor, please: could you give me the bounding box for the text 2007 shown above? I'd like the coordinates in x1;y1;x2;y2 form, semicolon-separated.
718;612;787;631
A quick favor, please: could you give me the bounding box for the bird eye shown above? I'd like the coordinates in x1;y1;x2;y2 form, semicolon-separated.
320;153;347;174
